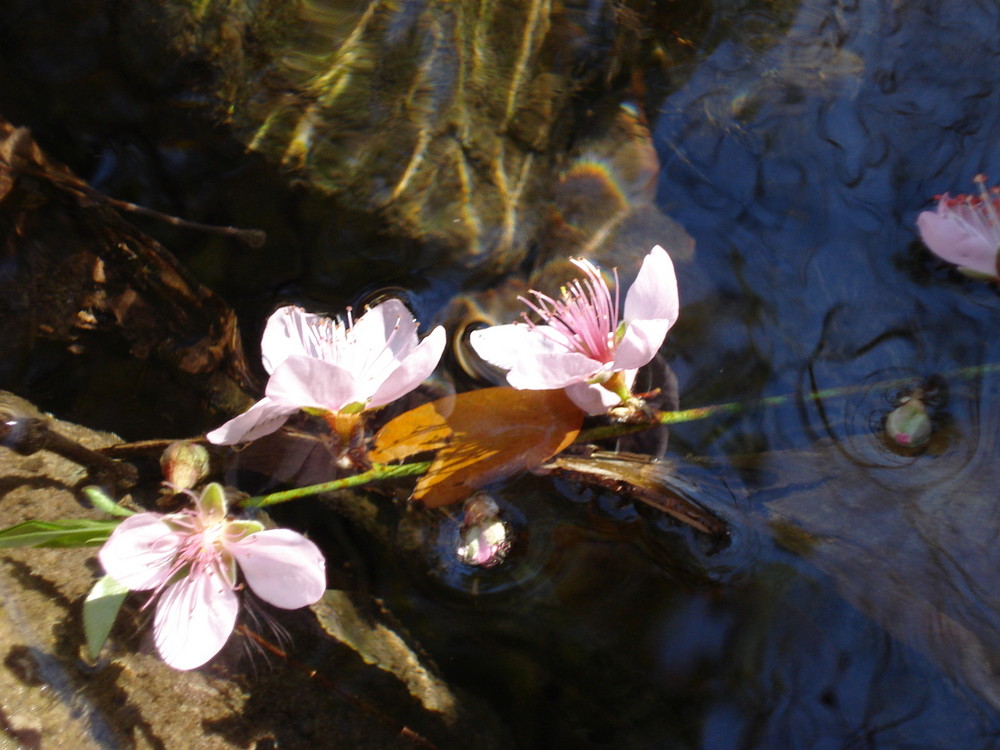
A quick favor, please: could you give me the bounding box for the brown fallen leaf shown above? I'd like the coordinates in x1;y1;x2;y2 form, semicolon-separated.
369;387;584;508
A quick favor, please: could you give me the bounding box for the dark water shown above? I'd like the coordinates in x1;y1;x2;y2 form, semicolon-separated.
3;0;1000;747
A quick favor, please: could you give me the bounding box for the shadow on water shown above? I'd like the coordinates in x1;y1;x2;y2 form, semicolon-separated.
2;0;1000;747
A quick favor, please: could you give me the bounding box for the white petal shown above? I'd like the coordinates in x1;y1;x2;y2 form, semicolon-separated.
563;369;637;415
623;245;680;328
367;325;446;408
205;397;299;445
265;356;359;413
153;567;238;670
260;306;321;374
917;210;999;277
506;351;600;390
98;514;182;591
470;324;570;371
612;318;672;371
228;529;327;609
352;299;420;360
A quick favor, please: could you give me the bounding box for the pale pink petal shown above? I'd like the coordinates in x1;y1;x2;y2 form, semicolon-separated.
227;529;327;609
622;245;680;327
261;306;321;374
205;396;299;445
99;514;183;591
612;318;672;371
917;210;999;277
352;299;419;351
470;324;571;372
367;325;446;408
506;350;601;390
266;356;359;412
153;567;239;670
564;369;637;415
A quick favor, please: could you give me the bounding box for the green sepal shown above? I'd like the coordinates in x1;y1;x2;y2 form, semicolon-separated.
82;486;135;518
197;482;228;522
226;519;265;540
340;401;366;415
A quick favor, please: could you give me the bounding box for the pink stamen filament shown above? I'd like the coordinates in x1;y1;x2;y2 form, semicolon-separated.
941;175;1000;248
519;259;621;362
141;513;238;611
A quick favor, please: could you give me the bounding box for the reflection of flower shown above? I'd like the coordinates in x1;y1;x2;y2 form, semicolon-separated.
917;174;1000;278
99;483;326;670
207;300;446;445
470;245;679;414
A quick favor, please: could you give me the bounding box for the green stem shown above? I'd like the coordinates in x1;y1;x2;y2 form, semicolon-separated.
246;461;432;509
248;362;1000;504
578;361;1000;443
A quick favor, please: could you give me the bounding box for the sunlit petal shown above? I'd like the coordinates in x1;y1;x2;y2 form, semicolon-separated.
351;299;420;360
260;306;320;374
153;568;238;671
368;325;446;408
622;245;679;327
613;318;672;371
564;370;637;415
205;397;299;445
506;351;601;390
227;529;327;609
265;356;359;413
99;514;182;591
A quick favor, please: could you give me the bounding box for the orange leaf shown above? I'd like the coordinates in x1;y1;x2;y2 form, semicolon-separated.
369;387;584;507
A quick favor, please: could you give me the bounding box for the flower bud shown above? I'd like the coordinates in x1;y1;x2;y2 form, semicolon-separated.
456;494;511;568
160;441;211;490
885;396;932;448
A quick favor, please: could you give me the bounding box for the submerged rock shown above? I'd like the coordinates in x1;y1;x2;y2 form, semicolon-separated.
127;0;706;273
0;399;511;748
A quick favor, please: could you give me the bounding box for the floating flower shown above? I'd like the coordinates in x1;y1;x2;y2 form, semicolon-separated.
98;483;326;670
916;174;1000;278
470;245;679;414
207;299;446;445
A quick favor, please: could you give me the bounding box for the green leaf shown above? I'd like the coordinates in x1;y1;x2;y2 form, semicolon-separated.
0;518;122;548
83;575;130;660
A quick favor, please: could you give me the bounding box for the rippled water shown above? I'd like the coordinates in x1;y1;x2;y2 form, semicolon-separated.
3;0;1000;747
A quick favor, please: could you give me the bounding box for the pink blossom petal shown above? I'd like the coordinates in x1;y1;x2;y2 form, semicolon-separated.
260;306;322;374
99;514;183;591
205;396;300;445
227;529;327;609
266;356;359;413
563;369;637;415
917;210;999;277
622;245;679;327
153;568;239;670
470;324;570;372
506;350;602;390
367;325;446;408
351;299;420;360
612;318;673;371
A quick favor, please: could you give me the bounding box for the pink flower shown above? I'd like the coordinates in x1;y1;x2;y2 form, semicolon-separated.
207;299;446;444
470;245;679;414
98;483;326;670
916;174;1000;278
